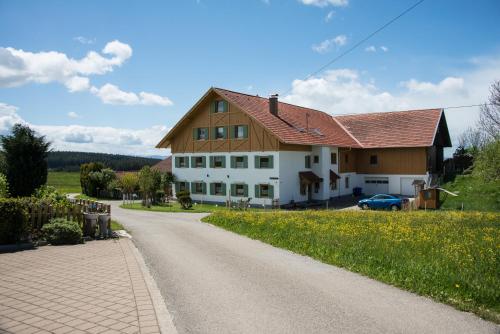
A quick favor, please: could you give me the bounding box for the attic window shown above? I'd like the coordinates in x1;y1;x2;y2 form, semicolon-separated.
370;155;378;165
215;100;227;113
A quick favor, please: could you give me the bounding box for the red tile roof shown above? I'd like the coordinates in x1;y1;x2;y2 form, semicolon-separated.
152;156;172;173
334;109;443;148
215;88;360;147
158;87;448;149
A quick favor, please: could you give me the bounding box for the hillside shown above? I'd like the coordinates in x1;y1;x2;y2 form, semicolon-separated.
48;151;161;172
440;174;500;211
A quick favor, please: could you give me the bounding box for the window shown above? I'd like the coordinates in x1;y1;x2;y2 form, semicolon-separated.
305;155;311;168
345;153;349;164
231;183;247;197
192;182;205;194
256;184;274;198
214;183;224;195
345;177;350;189
236;156;245;168
215;126;226;139
236;184;245;196
314;182;320;193
193;128;208;140
370;155;378;165
193;156;204;168
260;156;270;168
212;156;225;168
255;155;273;169
331;152;337;164
215;100;227;113
176;156;189;168
313;155;319;164
260;184;269;197
177;181;188;192
232;125;248;139
330;180;337;190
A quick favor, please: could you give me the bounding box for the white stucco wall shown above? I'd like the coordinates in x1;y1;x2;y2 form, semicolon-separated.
278;151;310;204
172;152;280;206
355;173;428;196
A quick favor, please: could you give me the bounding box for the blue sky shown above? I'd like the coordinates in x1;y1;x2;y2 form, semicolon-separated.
1;0;499;156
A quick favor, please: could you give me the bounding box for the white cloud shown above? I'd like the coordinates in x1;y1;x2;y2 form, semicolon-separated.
299;0;348;8
64;132;94;143
73;36;96;45
312;35;347;54
325;10;335;22
67;111;80;118
0;102;170;155
90;84;173;106
0;41;173;108
0;102;25;135
365;45;389;53
138;92;173;106
0;40;131;89
283;54;500;147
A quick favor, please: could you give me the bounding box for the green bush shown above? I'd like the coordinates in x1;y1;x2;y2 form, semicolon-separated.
41;218;82;245
0;198;29;244
177;190;192;209
0;173;9;198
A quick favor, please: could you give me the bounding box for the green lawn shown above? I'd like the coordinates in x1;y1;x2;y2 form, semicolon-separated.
120;202;273;213
110;220;124;231
440;175;500;211
47;171;81;194
203;210;500;323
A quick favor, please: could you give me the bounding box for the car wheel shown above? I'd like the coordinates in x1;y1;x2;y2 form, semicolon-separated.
362;204;369;210
390;205;399;211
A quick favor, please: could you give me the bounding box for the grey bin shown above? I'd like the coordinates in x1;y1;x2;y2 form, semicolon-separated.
83;213;99;238
98;214;111;239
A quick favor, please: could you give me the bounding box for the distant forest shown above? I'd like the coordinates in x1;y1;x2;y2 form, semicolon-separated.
48;151;162;172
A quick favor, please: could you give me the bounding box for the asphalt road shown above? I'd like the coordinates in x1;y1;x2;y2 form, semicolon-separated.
108;201;498;334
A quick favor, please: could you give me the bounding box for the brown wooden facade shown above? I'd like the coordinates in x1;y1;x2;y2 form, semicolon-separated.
169;93;284;153
339;147;428;175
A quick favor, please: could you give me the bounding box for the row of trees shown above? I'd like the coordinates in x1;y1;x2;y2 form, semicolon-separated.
80;162;175;206
48;151;161;172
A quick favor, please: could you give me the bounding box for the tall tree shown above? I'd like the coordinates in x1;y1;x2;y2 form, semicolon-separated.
479;80;500;139
0;124;51;197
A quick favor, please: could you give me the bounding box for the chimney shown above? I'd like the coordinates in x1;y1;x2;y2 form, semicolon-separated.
269;94;278;116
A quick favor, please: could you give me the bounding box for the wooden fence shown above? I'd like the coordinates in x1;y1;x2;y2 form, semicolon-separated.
29;199;111;231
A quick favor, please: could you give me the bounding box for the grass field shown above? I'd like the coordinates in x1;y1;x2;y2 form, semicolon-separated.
203;210;500;322
47;171;81;194
120;202;272;213
440;175;500;211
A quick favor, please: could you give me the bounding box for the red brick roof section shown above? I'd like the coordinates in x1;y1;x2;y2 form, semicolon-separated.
214;88;360;148
334;109;443;148
152;156;172;173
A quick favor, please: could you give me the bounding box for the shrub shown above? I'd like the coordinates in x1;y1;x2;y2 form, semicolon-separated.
41;218;82;245
177;190;192;210
0;198;29;244
34;185;69;204
0;173;9;198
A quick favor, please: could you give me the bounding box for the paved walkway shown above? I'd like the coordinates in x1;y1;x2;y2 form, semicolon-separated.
0;238;174;334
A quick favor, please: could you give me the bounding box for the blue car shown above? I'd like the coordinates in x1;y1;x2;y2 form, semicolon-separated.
358;194;407;211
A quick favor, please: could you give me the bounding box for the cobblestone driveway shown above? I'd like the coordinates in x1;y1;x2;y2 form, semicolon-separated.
0;239;171;334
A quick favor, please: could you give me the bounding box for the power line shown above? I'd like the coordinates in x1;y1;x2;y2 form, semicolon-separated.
281;0;426;96
442;103;489;110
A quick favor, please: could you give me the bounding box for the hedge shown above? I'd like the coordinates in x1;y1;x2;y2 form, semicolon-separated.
0;198;29;244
